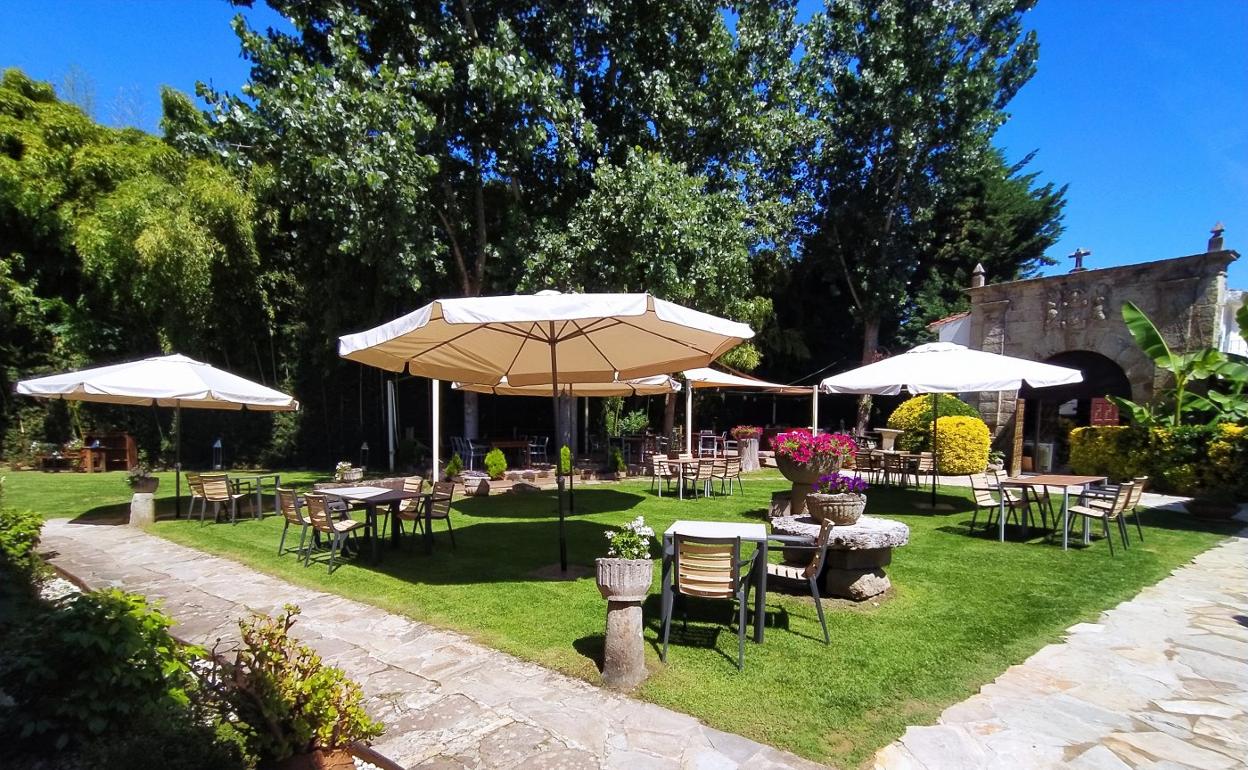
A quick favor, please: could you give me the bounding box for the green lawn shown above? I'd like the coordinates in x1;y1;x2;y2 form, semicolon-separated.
7;468;1238;767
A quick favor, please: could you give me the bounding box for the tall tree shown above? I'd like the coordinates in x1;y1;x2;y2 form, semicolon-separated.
800;0;1041;430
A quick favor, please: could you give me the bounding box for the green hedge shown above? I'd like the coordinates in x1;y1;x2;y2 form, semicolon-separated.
1068;423;1248;497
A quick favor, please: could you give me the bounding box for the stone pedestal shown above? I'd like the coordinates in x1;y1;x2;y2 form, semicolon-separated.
788;482;815;516
768;491;792;520
602;600;647;690
738;438;760;472
771;515;910;601
875;428;903;451
129;493;155;526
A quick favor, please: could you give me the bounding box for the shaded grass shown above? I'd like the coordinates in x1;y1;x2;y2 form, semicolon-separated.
10;469;1238;766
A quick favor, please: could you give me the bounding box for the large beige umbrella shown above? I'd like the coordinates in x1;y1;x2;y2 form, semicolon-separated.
16;354;299;515
339;291;753;571
451;374;680;397
680;367;816;455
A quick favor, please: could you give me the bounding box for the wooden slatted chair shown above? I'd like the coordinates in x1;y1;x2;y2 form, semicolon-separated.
394;476;426;540
1085;476;1148;542
968;474;1031;534
684;458;717;499
304;493;366;573
276;488;311;558
1067;481;1133;556
427;481;457;549
713;456;744;496
186;472;207;520
992;469;1049;529
661;536;756;670
200;473;247;525
762;519;834;644
649;457;678;497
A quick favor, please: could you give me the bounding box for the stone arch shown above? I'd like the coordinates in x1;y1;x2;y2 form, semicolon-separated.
1020;350;1133;405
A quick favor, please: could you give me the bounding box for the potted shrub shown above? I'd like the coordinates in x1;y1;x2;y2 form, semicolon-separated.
204;606;383;770
333;461;362;483
484;448;507;481
595;516;655;601
603;447;627;479
987;450;1006;472
443;452;464;481
731;425;763;471
770;429;857;483
126;461;159;494
806;472;868;525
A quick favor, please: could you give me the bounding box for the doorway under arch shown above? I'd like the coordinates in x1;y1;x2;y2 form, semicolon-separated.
1019;350;1132;471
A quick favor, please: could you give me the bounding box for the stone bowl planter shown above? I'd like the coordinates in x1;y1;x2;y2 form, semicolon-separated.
276;748;355;770
775;454;842;484
129;477;159;494
334;468;363;483
595;557;653;602
806;492;866;525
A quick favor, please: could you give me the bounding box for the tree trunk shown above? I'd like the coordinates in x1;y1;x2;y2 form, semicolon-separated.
463;391;479;441
662;393;676;441
855;315;881;434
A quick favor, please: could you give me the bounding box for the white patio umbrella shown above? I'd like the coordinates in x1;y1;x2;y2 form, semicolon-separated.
15;354;299;516
681;367;815;455
451;373;681;397
339;291;753;572
820;342;1082;506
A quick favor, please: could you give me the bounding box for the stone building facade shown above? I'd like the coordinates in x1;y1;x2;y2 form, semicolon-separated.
957;233;1239;469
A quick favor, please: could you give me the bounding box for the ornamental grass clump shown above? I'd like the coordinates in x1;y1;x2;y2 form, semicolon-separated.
770;429;857;465
603;516;654;560
816;472;868;495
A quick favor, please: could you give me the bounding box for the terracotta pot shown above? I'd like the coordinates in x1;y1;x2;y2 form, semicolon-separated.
595;558;653;602
775;454;842;484
129;477;159;494
1184;498;1239;520
806;492;866;525
275;748;356;770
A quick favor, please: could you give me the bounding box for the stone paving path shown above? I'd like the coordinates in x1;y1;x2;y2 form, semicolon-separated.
874;525;1248;770
39;519;824;770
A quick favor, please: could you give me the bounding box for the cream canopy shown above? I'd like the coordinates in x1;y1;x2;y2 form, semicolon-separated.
15;354;299;410
680;367;818;454
338;292;754;386
452;374;680;397
819;342;1082;395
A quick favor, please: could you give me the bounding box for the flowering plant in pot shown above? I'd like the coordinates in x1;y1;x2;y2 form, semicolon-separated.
730;425;762;441
125;459;159;494
807;472;868;525
595;516;655;601
770;430;857;482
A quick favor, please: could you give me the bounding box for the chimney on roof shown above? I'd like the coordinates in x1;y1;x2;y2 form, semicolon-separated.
1208;222;1225;252
970;263;986;288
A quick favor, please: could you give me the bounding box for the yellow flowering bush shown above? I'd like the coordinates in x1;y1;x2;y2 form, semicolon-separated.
932;415;990;474
887;394;981;451
1069;423;1248;496
1068;426;1138;480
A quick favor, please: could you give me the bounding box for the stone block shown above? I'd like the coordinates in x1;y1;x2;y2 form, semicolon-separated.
822;567;890;600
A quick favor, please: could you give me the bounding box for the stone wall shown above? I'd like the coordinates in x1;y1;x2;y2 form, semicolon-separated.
967;250;1237;438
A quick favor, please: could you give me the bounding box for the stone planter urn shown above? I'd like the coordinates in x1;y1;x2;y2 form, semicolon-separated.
738;437;760;472
775;454;841;516
595;558;653;690
129;477;159;494
806;492;866;525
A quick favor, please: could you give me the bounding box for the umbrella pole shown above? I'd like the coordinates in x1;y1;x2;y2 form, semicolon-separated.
175;404;182;519
930;393;938;507
550;328;567;573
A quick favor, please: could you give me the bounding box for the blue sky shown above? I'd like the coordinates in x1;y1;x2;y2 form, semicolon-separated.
4;1;1246;285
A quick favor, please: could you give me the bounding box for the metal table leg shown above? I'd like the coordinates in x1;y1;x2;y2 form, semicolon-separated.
753;539;767;643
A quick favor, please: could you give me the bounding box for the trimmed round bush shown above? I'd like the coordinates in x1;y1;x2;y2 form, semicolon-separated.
933;415;990;474
887;394;981;451
484;448;508;480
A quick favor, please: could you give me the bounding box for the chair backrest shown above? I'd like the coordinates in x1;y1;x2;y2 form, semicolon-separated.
1128;476;1148;508
724;456;741;476
805;518;837;579
883;453;905;473
917;452;934;472
651;456;669;476
450;437;465;454
200;473;232;502
697;457;716;478
403;476;425;494
529;435;548;450
698;434;717;457
674;535;742;599
1107;481;1135;516
305;493;334;533
186;472;205;496
968;474;996;507
429;481;455;519
277;487;305;524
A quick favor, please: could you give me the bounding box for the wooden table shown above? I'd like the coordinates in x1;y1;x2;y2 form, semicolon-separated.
999;474;1108;549
323;486;429;562
490;439;531;467
665;457;701;499
661;521;768;643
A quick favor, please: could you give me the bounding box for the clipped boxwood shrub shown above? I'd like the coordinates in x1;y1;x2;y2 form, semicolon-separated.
484;447;507;480
933;415;990;474
887;394;981;451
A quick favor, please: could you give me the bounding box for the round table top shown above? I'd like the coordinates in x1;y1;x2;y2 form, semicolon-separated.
771;514;910;550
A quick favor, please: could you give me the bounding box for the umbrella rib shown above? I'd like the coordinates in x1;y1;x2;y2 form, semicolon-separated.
566;318;621;375
499;321;541;381
613;316;717;357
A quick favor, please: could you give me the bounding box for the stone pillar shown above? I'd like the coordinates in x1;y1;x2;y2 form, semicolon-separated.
602;601;647;690
129;493;155;526
739;438;759;471
789;481;814;517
